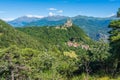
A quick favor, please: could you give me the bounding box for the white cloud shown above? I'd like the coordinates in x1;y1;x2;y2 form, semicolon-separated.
49;12;55;16
57;10;63;13
107;13;116;17
49;8;57;11
26;14;44;18
48;8;63;16
2;18;15;21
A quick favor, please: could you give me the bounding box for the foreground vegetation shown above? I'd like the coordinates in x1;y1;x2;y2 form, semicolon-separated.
0;11;120;79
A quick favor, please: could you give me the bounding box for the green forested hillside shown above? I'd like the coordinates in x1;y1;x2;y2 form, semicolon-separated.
0;19;120;80
16;25;91;45
0;20;43;50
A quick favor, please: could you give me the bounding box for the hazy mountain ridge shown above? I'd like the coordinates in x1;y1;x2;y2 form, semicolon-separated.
7;16;42;27
8;15;68;27
7;15;117;40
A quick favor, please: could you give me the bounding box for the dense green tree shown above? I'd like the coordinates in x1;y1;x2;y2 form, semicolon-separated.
117;8;120;17
0;20;43;50
0;45;30;80
109;20;120;76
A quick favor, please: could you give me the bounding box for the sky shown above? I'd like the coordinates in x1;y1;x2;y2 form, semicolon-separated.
0;0;120;21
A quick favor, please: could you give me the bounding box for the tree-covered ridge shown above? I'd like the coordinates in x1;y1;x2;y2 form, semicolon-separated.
16;24;92;50
0;20;42;50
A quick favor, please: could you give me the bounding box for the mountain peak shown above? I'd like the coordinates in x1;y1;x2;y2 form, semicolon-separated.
8;16;44;27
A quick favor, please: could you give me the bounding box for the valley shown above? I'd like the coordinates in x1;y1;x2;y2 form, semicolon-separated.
0;0;120;79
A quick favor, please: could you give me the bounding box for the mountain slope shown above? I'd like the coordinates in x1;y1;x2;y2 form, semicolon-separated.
8;15;67;27
72;15;112;40
0;20;42;49
16;24;92;47
8;16;42;27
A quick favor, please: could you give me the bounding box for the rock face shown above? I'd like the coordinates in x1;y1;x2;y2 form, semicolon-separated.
63;19;73;27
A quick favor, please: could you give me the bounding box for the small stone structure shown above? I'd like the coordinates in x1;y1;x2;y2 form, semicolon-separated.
63;19;73;27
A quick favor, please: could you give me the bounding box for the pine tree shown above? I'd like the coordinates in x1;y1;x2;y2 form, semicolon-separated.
117;8;120;17
108;20;120;77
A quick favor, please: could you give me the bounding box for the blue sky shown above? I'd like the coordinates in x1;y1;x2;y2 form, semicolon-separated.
0;0;120;20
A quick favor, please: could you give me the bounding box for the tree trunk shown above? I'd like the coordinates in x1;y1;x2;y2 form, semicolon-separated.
84;62;90;80
112;58;119;77
11;70;14;80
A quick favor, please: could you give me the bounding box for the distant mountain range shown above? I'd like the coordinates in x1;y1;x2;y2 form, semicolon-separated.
7;16;42;27
7;15;68;27
7;15;117;40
